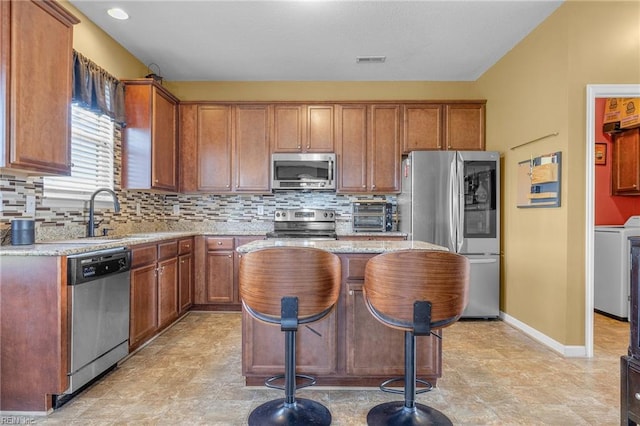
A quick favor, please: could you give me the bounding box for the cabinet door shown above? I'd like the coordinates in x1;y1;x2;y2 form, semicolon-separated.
198;105;233;191
369;105;401;193
4;0;76;174
130;263;158;349
157;257;178;329
346;283;440;376
403;104;442;152
205;250;235;303
307;105;334;152
234;105;271;192
151;88;178;190
178;252;193;314
613;128;640;194
273;105;304;152
336;105;368;192
242;308;338;375
444;103;485;150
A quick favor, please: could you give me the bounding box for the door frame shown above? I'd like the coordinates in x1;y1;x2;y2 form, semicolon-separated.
585;84;640;358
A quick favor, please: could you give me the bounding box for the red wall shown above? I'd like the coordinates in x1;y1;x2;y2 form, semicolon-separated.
594;98;640;225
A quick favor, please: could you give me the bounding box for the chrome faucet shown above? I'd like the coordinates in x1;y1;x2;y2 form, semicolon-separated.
87;188;120;237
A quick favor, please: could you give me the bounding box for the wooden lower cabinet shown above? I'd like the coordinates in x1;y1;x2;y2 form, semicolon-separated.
129;240;180;351
178;238;194;314
194;235;264;310
242;252;441;386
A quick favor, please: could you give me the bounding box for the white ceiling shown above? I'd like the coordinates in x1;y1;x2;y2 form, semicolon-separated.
69;0;563;82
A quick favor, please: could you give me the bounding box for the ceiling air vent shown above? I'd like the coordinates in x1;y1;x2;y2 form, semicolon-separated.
356;56;386;64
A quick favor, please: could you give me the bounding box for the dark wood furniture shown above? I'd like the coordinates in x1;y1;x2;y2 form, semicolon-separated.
122;79;179;191
622;237;640;425
0;0;78;175
239;247;341;425
0;255;68;412
179;103;271;193
612;128;640;195
362;250;470;425
129;240;181;351
242;252;442;387
193;235;264;311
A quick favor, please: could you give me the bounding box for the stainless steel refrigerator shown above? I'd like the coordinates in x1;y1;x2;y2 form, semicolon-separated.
398;151;500;318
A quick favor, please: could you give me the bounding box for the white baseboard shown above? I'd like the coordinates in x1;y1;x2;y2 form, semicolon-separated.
500;312;589;358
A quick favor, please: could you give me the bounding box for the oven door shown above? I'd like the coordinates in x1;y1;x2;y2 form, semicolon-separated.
272;153;335;189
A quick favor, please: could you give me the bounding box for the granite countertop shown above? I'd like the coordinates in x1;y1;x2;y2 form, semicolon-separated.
0;230;410;256
236;239;446;254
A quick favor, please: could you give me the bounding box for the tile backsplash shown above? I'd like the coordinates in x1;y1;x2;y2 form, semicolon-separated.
0;126;395;244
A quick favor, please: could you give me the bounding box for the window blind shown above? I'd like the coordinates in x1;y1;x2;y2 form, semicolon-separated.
43;105;115;201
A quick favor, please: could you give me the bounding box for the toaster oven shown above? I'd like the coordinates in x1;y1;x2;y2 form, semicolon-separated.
352;201;394;232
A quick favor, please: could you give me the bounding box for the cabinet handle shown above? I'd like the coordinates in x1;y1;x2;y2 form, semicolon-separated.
180;260;185;264
635;393;640;401
228;255;232;258
155;179;159;183
306;144;310;149
372;184;376;189
349;290;353;296
362;184;366;188
297;145;301;149
217;241;223;245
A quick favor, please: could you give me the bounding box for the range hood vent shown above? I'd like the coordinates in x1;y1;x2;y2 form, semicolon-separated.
356;56;386;64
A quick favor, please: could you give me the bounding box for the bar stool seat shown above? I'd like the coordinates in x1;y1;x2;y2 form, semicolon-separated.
239;246;341;426
363;249;470;426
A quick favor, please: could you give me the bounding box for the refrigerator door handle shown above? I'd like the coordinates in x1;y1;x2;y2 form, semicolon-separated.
449;158;458;251
455;153;465;253
468;258;498;264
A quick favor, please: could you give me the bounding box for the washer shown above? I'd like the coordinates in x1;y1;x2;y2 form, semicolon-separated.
594;216;640;321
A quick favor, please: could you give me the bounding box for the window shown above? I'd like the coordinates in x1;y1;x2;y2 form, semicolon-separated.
43;104;115;201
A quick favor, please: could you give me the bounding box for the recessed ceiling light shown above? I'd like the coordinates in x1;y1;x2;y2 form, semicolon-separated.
107;8;129;20
356;56;386;64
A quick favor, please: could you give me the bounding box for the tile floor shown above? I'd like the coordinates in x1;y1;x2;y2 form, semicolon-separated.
34;312;626;425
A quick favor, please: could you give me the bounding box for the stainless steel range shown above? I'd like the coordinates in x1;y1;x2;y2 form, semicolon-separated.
267;208;337;240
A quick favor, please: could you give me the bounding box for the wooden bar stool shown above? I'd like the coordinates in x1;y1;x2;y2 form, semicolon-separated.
363;249;470;426
239;246;341;426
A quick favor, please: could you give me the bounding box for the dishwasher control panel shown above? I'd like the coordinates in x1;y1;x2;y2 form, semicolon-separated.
68;247;131;285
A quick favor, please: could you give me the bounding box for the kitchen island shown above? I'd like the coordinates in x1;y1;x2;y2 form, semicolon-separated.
236;239;448;387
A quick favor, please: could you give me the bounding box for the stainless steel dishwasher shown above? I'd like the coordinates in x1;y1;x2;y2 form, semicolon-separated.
64;247;131;396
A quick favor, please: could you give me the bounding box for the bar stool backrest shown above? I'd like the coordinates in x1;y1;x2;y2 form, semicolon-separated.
364;250;470;331
239;246;342;324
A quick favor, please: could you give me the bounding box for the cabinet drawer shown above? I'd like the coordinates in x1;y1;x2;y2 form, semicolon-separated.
628;360;640;415
131;244;157;268
206;237;234;251
179;238;193;255
343;254;374;281
158;240;178;260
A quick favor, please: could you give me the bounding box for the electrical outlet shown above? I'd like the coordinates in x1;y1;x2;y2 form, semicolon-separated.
257;205;264;215
25;195;36;215
136;202;141;215
173;204;180;215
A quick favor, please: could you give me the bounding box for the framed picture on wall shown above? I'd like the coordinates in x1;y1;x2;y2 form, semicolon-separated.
595;143;607;165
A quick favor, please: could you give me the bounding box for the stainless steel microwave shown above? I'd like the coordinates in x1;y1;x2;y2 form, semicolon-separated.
271;153;336;190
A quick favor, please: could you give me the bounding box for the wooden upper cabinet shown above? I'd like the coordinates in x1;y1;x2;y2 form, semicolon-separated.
0;0;78;174
336;105;368;192
444;103;485;151
179;103;270;193
234;105;271;192
122;79;179;191
613;128;640;195
336;104;401;193
403;104;443;152
368;105;401;193
273;104;334;152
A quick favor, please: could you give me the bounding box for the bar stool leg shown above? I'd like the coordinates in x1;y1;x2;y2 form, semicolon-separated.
366;332;452;426
248;298;332;426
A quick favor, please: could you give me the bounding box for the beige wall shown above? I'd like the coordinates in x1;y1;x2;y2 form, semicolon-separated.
476;0;640;345
166;81;479;102
60;1;147;79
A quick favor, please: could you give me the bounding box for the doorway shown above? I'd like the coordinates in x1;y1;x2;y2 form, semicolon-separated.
586;84;640;357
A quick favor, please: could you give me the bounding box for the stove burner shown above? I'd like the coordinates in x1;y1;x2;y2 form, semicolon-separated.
269;208;337;240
